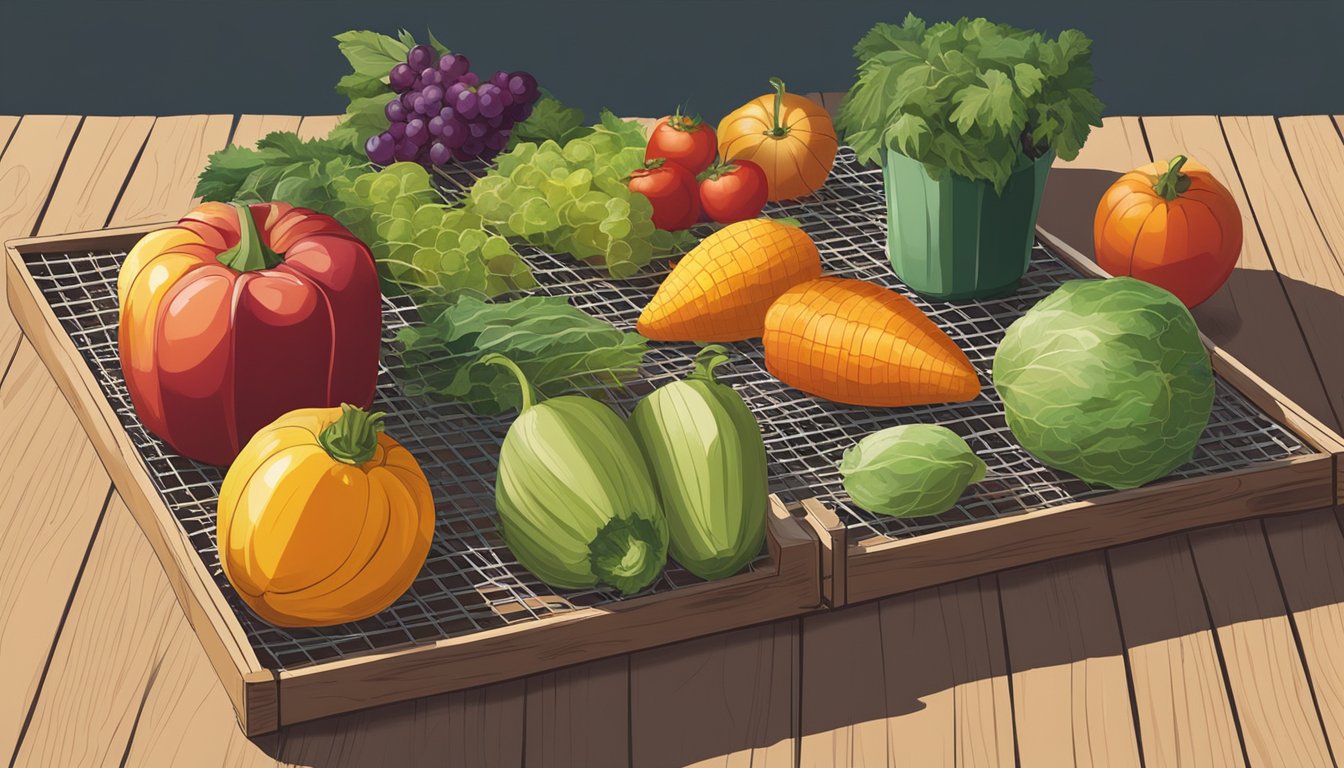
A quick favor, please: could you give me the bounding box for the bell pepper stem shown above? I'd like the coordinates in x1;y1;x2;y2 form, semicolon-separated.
319;404;385;465
216;203;283;272
689;344;731;383
767;77;789;138
480;353;537;412
1154;155;1191;201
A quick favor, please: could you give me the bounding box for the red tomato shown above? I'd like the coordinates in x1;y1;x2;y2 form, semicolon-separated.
628;160;701;231
646;111;717;176
698;160;769;224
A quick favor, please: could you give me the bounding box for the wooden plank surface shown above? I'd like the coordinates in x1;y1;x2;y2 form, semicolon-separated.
229;114;302;148
108;114;232;226
799;577;1014;767
1219;115;1344;431
524;657;629;768
0;115;81;365
630;621;798;768
1187;519;1335;766
37;116;154;235
295;114;342;141
0;116;19;152
998;554;1142;767
1108;537;1246;767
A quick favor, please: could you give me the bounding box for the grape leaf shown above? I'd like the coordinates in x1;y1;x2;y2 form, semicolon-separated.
395;295;649;415
507;92;591;149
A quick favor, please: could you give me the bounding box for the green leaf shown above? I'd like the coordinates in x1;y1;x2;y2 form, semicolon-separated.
330;94;393;153
395;296;649;414
507;92;590;149
1013;63;1045;98
425;29;451;56
887;113;932;160
335;30;409;77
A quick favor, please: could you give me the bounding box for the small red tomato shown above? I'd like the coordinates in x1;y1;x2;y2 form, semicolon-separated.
628;160;701;231
646;110;717;176
698;159;769;224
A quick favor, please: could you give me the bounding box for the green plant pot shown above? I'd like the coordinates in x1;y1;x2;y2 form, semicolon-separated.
884;148;1055;300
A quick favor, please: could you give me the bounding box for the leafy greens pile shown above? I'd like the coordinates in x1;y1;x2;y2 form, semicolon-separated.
192;29;680;414
837;14;1104;191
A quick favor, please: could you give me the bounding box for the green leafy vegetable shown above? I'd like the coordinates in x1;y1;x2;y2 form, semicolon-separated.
838;425;986;518
836;14;1104;191
507;91;592;149
396;295;649;415
194;132;365;207
992;277;1214;489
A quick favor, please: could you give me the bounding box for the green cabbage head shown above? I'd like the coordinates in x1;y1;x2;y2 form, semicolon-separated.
839;425;986;517
993;277;1213;489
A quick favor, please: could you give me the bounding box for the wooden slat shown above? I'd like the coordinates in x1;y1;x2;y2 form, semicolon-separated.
0;115;81;366
1187;519;1335;765
1279;116;1344;269
0;116;20;153
1262;508;1344;757
1219;115;1344;431
38;116;154;235
295;115;343;141
1142;115;1339;432
630;621;798;768
524;657;629;768
998;553;1142;767
230;114;303;148
10;497;186;767
1108;536;1246;767
0;345;112;760
108;114;232;226
799;577;1014;767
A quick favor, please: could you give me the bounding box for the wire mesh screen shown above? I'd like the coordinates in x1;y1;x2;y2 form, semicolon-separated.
20;148;1308;672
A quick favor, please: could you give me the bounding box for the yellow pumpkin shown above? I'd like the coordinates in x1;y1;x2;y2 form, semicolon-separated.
217;405;434;627
717;77;838;201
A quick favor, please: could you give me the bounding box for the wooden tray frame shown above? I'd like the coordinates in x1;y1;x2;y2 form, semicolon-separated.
797;226;1344;608
5;224;823;736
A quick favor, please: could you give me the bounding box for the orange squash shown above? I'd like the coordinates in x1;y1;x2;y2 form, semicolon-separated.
717;78;838;201
1094;155;1242;308
763;278;980;407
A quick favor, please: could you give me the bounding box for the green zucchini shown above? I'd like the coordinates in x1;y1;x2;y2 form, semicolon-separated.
629;346;767;581
486;354;668;595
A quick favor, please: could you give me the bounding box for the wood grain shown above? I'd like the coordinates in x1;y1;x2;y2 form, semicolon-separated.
1220;115;1344;431
0;345;112;761
998;553;1142;767
1262;508;1344;758
0;116;19;151
630;621;798;768
107;114;232;226
229;114;302;148
799;577;1014;767
38;116;154;235
1142;117;1336;431
295;114;343;141
0;115;80;366
524;657;629;768
1187;519;1334;765
1108;536;1245;767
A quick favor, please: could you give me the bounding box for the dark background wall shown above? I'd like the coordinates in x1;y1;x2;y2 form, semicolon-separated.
2;0;1340;120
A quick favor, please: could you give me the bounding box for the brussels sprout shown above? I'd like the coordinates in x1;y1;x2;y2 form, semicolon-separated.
838;425;985;518
992;277;1214;489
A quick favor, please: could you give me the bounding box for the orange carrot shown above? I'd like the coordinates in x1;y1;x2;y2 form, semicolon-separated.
638;218;821;342
763;277;980;407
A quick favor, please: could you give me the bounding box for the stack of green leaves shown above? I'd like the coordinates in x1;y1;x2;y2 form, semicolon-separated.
469;111;696;277
397;296;649;415
837;14;1104;191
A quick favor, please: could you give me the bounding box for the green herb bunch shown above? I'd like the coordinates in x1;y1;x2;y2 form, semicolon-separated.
837;14;1104;191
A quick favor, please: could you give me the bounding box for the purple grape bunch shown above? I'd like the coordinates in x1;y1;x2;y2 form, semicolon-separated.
365;44;541;168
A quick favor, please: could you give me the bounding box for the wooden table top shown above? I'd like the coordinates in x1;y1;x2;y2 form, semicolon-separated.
2;108;1343;767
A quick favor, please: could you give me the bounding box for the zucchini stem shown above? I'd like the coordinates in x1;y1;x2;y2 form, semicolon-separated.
481;353;537;412
689;344;731;383
589;517;664;595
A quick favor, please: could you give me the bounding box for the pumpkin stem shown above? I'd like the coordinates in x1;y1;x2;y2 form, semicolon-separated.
689;344;731;383
318;404;385;466
767;77;790;138
216;203;283;272
480;353;537;412
1153;155;1192;202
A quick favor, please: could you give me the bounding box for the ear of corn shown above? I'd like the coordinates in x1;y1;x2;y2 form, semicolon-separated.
637;218;822;342
763;277;980;407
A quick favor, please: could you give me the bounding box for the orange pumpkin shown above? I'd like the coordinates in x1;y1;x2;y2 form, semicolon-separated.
1094;155;1242;308
717;78;837;201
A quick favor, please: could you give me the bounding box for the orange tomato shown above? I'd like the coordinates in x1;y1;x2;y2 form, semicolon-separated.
1094;155;1242;308
717;78;837;201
